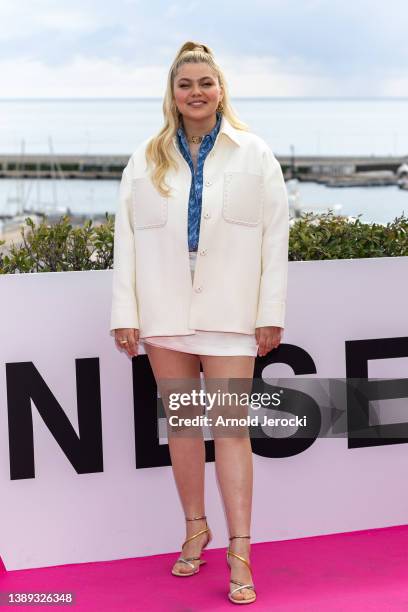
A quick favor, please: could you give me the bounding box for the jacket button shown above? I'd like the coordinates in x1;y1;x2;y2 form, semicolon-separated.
204;179;212;187
195;285;203;293
199;248;207;256
203;211;211;219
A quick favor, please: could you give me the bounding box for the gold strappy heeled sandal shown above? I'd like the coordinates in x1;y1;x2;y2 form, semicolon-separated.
226;535;257;605
171;515;212;577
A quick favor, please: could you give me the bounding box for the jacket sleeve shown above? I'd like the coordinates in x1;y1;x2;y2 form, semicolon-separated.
109;161;140;333
255;148;289;329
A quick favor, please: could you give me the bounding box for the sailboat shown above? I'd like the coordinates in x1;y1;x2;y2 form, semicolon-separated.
1;138;71;241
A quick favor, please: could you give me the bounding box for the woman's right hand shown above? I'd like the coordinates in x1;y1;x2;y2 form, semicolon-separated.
114;328;140;357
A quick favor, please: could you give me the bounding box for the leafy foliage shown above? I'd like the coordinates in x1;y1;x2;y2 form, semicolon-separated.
0;210;407;274
0;213;114;274
289;211;408;260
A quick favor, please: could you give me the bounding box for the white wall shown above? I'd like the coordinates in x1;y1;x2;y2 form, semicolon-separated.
0;257;407;570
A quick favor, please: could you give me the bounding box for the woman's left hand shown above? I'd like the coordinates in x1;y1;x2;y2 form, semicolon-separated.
255;326;283;357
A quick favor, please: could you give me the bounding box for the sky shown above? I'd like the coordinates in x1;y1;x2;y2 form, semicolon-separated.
1;0;408;98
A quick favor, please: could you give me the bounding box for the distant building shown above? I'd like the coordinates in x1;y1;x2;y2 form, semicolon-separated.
311;164;355;176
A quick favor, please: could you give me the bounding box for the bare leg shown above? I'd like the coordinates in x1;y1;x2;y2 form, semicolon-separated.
145;344;210;574
200;355;256;602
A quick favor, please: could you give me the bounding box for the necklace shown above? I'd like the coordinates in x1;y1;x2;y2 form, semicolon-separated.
187;135;204;144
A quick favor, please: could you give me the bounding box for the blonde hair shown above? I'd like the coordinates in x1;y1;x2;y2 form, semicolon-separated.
145;41;249;197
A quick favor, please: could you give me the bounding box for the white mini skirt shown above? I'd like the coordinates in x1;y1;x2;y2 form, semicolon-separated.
142;252;258;357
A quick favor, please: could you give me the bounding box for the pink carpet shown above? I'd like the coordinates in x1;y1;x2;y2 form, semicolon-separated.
1;524;408;611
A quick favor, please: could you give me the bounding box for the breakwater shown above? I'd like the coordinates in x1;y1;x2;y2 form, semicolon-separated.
0;154;407;187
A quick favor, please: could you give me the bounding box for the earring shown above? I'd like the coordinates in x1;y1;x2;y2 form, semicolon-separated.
217;100;224;112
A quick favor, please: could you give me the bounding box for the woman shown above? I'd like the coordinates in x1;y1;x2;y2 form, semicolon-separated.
110;41;289;605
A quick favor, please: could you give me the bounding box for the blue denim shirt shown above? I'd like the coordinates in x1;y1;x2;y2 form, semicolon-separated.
177;111;222;252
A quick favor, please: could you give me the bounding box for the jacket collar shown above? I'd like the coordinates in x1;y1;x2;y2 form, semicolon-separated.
218;114;241;147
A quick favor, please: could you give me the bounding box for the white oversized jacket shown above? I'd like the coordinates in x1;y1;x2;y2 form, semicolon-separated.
110;115;289;338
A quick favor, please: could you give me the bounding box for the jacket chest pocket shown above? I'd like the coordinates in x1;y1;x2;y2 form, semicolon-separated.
222;172;263;226
131;178;168;229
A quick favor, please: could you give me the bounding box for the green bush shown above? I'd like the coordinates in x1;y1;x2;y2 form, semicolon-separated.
289;210;408;260
0;210;407;274
0;214;114;274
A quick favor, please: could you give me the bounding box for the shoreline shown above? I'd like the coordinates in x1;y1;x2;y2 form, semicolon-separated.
0;154;407;184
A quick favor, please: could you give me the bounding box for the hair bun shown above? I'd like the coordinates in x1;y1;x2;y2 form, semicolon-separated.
176;41;213;58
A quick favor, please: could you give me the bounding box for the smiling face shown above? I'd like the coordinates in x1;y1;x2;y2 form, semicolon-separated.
173;62;223;123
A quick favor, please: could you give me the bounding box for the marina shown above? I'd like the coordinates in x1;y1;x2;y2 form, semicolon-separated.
1;154;408;251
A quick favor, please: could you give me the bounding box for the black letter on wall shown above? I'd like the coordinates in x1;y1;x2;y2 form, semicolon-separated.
345;336;408;448
7;359;103;480
250;344;321;459
133;356;215;469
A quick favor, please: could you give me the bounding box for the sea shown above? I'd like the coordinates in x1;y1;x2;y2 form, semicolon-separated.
0;97;407;224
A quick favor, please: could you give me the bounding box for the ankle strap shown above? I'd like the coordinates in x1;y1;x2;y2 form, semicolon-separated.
186;515;207;521
229;535;250;540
